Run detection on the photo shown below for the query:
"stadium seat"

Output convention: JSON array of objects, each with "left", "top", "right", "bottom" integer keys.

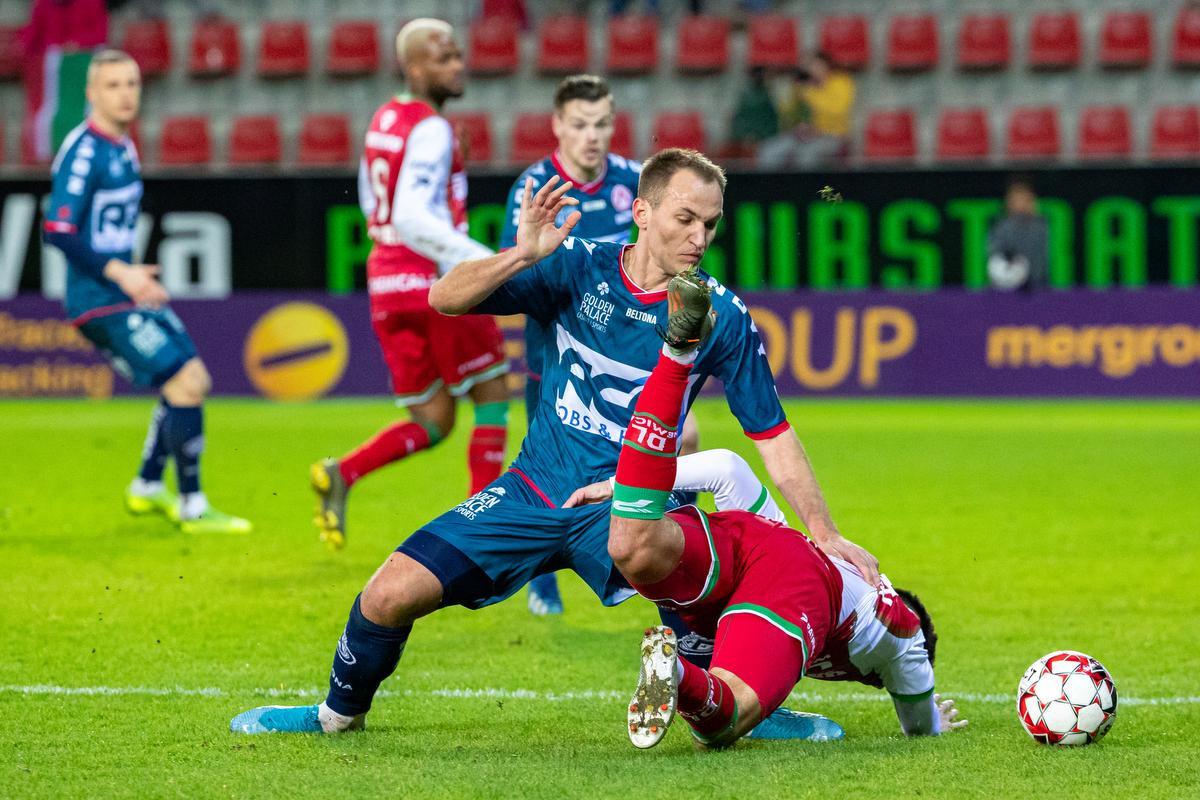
[
  {"left": 1006, "top": 107, "right": 1060, "bottom": 159},
  {"left": 651, "top": 111, "right": 706, "bottom": 152},
  {"left": 190, "top": 18, "right": 240, "bottom": 77},
  {"left": 1150, "top": 106, "right": 1200, "bottom": 158},
  {"left": 1099, "top": 12, "right": 1152, "bottom": 69},
  {"left": 1028, "top": 12, "right": 1080, "bottom": 70},
  {"left": 612, "top": 111, "right": 634, "bottom": 158},
  {"left": 607, "top": 16, "right": 658, "bottom": 75},
  {"left": 863, "top": 109, "right": 917, "bottom": 161},
  {"left": 447, "top": 112, "right": 493, "bottom": 165},
  {"left": 676, "top": 15, "right": 729, "bottom": 74},
  {"left": 122, "top": 19, "right": 172, "bottom": 80},
  {"left": 229, "top": 115, "right": 282, "bottom": 165},
  {"left": 957, "top": 14, "right": 1011, "bottom": 71},
  {"left": 511, "top": 113, "right": 558, "bottom": 164},
  {"left": 537, "top": 15, "right": 589, "bottom": 74},
  {"left": 887, "top": 15, "right": 938, "bottom": 72},
  {"left": 327, "top": 21, "right": 379, "bottom": 77},
  {"left": 747, "top": 15, "right": 799, "bottom": 71},
  {"left": 1172, "top": 7, "right": 1200, "bottom": 68},
  {"left": 819, "top": 15, "right": 870, "bottom": 71},
  {"left": 468, "top": 16, "right": 519, "bottom": 75},
  {"left": 0, "top": 25, "right": 22, "bottom": 80},
  {"left": 298, "top": 114, "right": 352, "bottom": 165},
  {"left": 257, "top": 21, "right": 309, "bottom": 78},
  {"left": 158, "top": 115, "right": 212, "bottom": 166},
  {"left": 936, "top": 108, "right": 990, "bottom": 160},
  {"left": 1078, "top": 106, "right": 1132, "bottom": 159}
]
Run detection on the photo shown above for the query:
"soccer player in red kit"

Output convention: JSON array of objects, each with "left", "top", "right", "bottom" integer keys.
[
  {"left": 311, "top": 19, "right": 509, "bottom": 549},
  {"left": 601, "top": 271, "right": 965, "bottom": 749}
]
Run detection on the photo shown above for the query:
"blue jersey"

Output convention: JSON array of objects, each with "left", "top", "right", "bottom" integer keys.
[
  {"left": 500, "top": 153, "right": 641, "bottom": 383},
  {"left": 475, "top": 238, "right": 788, "bottom": 503},
  {"left": 43, "top": 121, "right": 143, "bottom": 319}
]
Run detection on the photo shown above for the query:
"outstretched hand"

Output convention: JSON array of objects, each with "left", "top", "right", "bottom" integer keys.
[
  {"left": 935, "top": 694, "right": 968, "bottom": 733},
  {"left": 514, "top": 175, "right": 582, "bottom": 265},
  {"left": 562, "top": 480, "right": 613, "bottom": 509}
]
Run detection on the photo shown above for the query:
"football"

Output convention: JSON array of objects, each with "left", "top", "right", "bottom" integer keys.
[{"left": 1017, "top": 650, "right": 1117, "bottom": 746}]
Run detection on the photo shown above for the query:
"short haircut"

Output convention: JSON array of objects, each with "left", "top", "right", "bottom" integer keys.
[
  {"left": 396, "top": 18, "right": 453, "bottom": 68},
  {"left": 554, "top": 74, "right": 612, "bottom": 110},
  {"left": 894, "top": 588, "right": 938, "bottom": 667},
  {"left": 637, "top": 148, "right": 727, "bottom": 207},
  {"left": 87, "top": 49, "right": 137, "bottom": 82},
  {"left": 1007, "top": 174, "right": 1036, "bottom": 195}
]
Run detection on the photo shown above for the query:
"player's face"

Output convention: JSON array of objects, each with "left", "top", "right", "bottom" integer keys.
[
  {"left": 552, "top": 97, "right": 615, "bottom": 173},
  {"left": 417, "top": 33, "right": 466, "bottom": 102},
  {"left": 636, "top": 169, "right": 724, "bottom": 275},
  {"left": 87, "top": 61, "right": 141, "bottom": 128}
]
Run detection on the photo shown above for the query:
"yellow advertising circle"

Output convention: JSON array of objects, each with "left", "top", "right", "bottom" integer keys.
[{"left": 243, "top": 302, "right": 349, "bottom": 401}]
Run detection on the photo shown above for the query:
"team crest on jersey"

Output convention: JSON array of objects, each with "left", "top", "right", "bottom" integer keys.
[
  {"left": 596, "top": 281, "right": 609, "bottom": 295},
  {"left": 380, "top": 109, "right": 397, "bottom": 130},
  {"left": 610, "top": 184, "right": 633, "bottom": 212}
]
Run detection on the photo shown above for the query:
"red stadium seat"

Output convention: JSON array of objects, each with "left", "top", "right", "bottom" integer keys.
[
  {"left": 1150, "top": 106, "right": 1200, "bottom": 158},
  {"left": 447, "top": 112, "right": 493, "bottom": 165},
  {"left": 958, "top": 14, "right": 1010, "bottom": 71},
  {"left": 327, "top": 21, "right": 379, "bottom": 76},
  {"left": 1028, "top": 12, "right": 1080, "bottom": 70},
  {"left": 258, "top": 21, "right": 309, "bottom": 78},
  {"left": 1078, "top": 106, "right": 1132, "bottom": 159},
  {"left": 1172, "top": 8, "right": 1200, "bottom": 68},
  {"left": 651, "top": 111, "right": 706, "bottom": 152},
  {"left": 468, "top": 16, "right": 519, "bottom": 75},
  {"left": 676, "top": 15, "right": 729, "bottom": 74},
  {"left": 511, "top": 113, "right": 558, "bottom": 164},
  {"left": 607, "top": 16, "right": 658, "bottom": 75},
  {"left": 863, "top": 109, "right": 916, "bottom": 161},
  {"left": 936, "top": 108, "right": 990, "bottom": 160},
  {"left": 189, "top": 18, "right": 241, "bottom": 77},
  {"left": 229, "top": 115, "right": 282, "bottom": 165},
  {"left": 1006, "top": 107, "right": 1060, "bottom": 159},
  {"left": 611, "top": 111, "right": 634, "bottom": 158},
  {"left": 819, "top": 15, "right": 869, "bottom": 71},
  {"left": 887, "top": 15, "right": 938, "bottom": 72},
  {"left": 537, "top": 15, "right": 588, "bottom": 74},
  {"left": 747, "top": 15, "right": 799, "bottom": 71},
  {"left": 1100, "top": 12, "right": 1152, "bottom": 69},
  {"left": 298, "top": 114, "right": 351, "bottom": 165},
  {"left": 158, "top": 115, "right": 212, "bottom": 165},
  {"left": 0, "top": 25, "right": 23, "bottom": 81},
  {"left": 122, "top": 19, "right": 172, "bottom": 80}
]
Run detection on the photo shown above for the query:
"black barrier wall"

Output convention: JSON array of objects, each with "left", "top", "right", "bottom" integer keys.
[{"left": 3, "top": 167, "right": 1199, "bottom": 298}]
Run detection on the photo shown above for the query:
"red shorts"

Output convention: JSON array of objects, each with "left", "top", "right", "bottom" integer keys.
[
  {"left": 371, "top": 308, "right": 509, "bottom": 406},
  {"left": 638, "top": 508, "right": 843, "bottom": 716}
]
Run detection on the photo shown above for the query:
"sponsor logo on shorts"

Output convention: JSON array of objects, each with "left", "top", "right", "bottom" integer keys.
[
  {"left": 453, "top": 489, "right": 504, "bottom": 520},
  {"left": 367, "top": 273, "right": 437, "bottom": 295}
]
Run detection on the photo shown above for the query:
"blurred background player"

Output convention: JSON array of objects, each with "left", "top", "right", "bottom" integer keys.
[
  {"left": 42, "top": 50, "right": 250, "bottom": 535},
  {"left": 988, "top": 176, "right": 1050, "bottom": 292},
  {"left": 500, "top": 74, "right": 699, "bottom": 615},
  {"left": 311, "top": 19, "right": 510, "bottom": 550}
]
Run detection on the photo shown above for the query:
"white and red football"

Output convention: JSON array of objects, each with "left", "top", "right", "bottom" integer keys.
[{"left": 1017, "top": 650, "right": 1117, "bottom": 746}]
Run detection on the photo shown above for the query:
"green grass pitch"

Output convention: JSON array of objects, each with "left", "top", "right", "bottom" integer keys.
[{"left": 2, "top": 397, "right": 1198, "bottom": 799}]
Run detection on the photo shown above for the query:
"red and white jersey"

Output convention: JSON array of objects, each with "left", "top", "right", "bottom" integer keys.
[{"left": 358, "top": 96, "right": 492, "bottom": 314}]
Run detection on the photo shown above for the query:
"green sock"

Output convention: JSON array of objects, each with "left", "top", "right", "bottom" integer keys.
[{"left": 474, "top": 401, "right": 509, "bottom": 427}]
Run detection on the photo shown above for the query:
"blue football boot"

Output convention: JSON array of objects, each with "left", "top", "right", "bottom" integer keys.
[
  {"left": 528, "top": 573, "right": 564, "bottom": 616},
  {"left": 229, "top": 704, "right": 323, "bottom": 734},
  {"left": 746, "top": 708, "right": 846, "bottom": 741}
]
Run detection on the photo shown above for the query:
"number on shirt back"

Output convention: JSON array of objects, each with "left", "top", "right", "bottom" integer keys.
[{"left": 369, "top": 157, "right": 391, "bottom": 224}]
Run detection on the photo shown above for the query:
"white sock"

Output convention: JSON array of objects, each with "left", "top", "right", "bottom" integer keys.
[
  {"left": 129, "top": 478, "right": 165, "bottom": 496},
  {"left": 179, "top": 492, "right": 209, "bottom": 520},
  {"left": 318, "top": 702, "right": 363, "bottom": 733},
  {"left": 661, "top": 344, "right": 699, "bottom": 365}
]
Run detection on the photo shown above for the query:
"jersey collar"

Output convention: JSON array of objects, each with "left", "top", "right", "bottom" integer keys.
[
  {"left": 86, "top": 121, "right": 128, "bottom": 146},
  {"left": 551, "top": 150, "right": 607, "bottom": 195},
  {"left": 619, "top": 245, "right": 667, "bottom": 305}
]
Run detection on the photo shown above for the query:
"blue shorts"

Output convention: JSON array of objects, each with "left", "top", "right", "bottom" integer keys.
[
  {"left": 398, "top": 470, "right": 637, "bottom": 610},
  {"left": 79, "top": 307, "right": 197, "bottom": 389}
]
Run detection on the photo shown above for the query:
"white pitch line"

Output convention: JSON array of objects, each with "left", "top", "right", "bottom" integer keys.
[{"left": 0, "top": 684, "right": 1197, "bottom": 707}]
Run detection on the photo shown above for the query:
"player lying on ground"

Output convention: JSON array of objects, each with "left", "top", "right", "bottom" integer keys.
[
  {"left": 228, "top": 148, "right": 877, "bottom": 737},
  {"left": 311, "top": 19, "right": 509, "bottom": 550},
  {"left": 592, "top": 269, "right": 965, "bottom": 748},
  {"left": 42, "top": 50, "right": 249, "bottom": 535}
]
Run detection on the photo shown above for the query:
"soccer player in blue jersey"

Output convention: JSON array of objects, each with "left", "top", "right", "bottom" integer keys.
[
  {"left": 500, "top": 74, "right": 703, "bottom": 615},
  {"left": 230, "top": 148, "right": 878, "bottom": 735},
  {"left": 42, "top": 50, "right": 250, "bottom": 535}
]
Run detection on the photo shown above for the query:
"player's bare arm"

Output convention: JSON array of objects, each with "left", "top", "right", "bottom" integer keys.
[
  {"left": 753, "top": 428, "right": 881, "bottom": 586},
  {"left": 429, "top": 176, "right": 581, "bottom": 315}
]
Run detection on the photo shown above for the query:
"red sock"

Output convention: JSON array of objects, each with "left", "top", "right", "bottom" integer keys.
[
  {"left": 468, "top": 424, "right": 507, "bottom": 494},
  {"left": 339, "top": 421, "right": 432, "bottom": 487},
  {"left": 677, "top": 657, "right": 738, "bottom": 744}
]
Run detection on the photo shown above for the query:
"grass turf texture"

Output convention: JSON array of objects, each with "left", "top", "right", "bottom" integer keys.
[{"left": 2, "top": 398, "right": 1198, "bottom": 800}]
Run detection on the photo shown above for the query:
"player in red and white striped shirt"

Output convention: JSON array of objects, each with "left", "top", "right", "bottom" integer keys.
[{"left": 311, "top": 19, "right": 510, "bottom": 550}]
